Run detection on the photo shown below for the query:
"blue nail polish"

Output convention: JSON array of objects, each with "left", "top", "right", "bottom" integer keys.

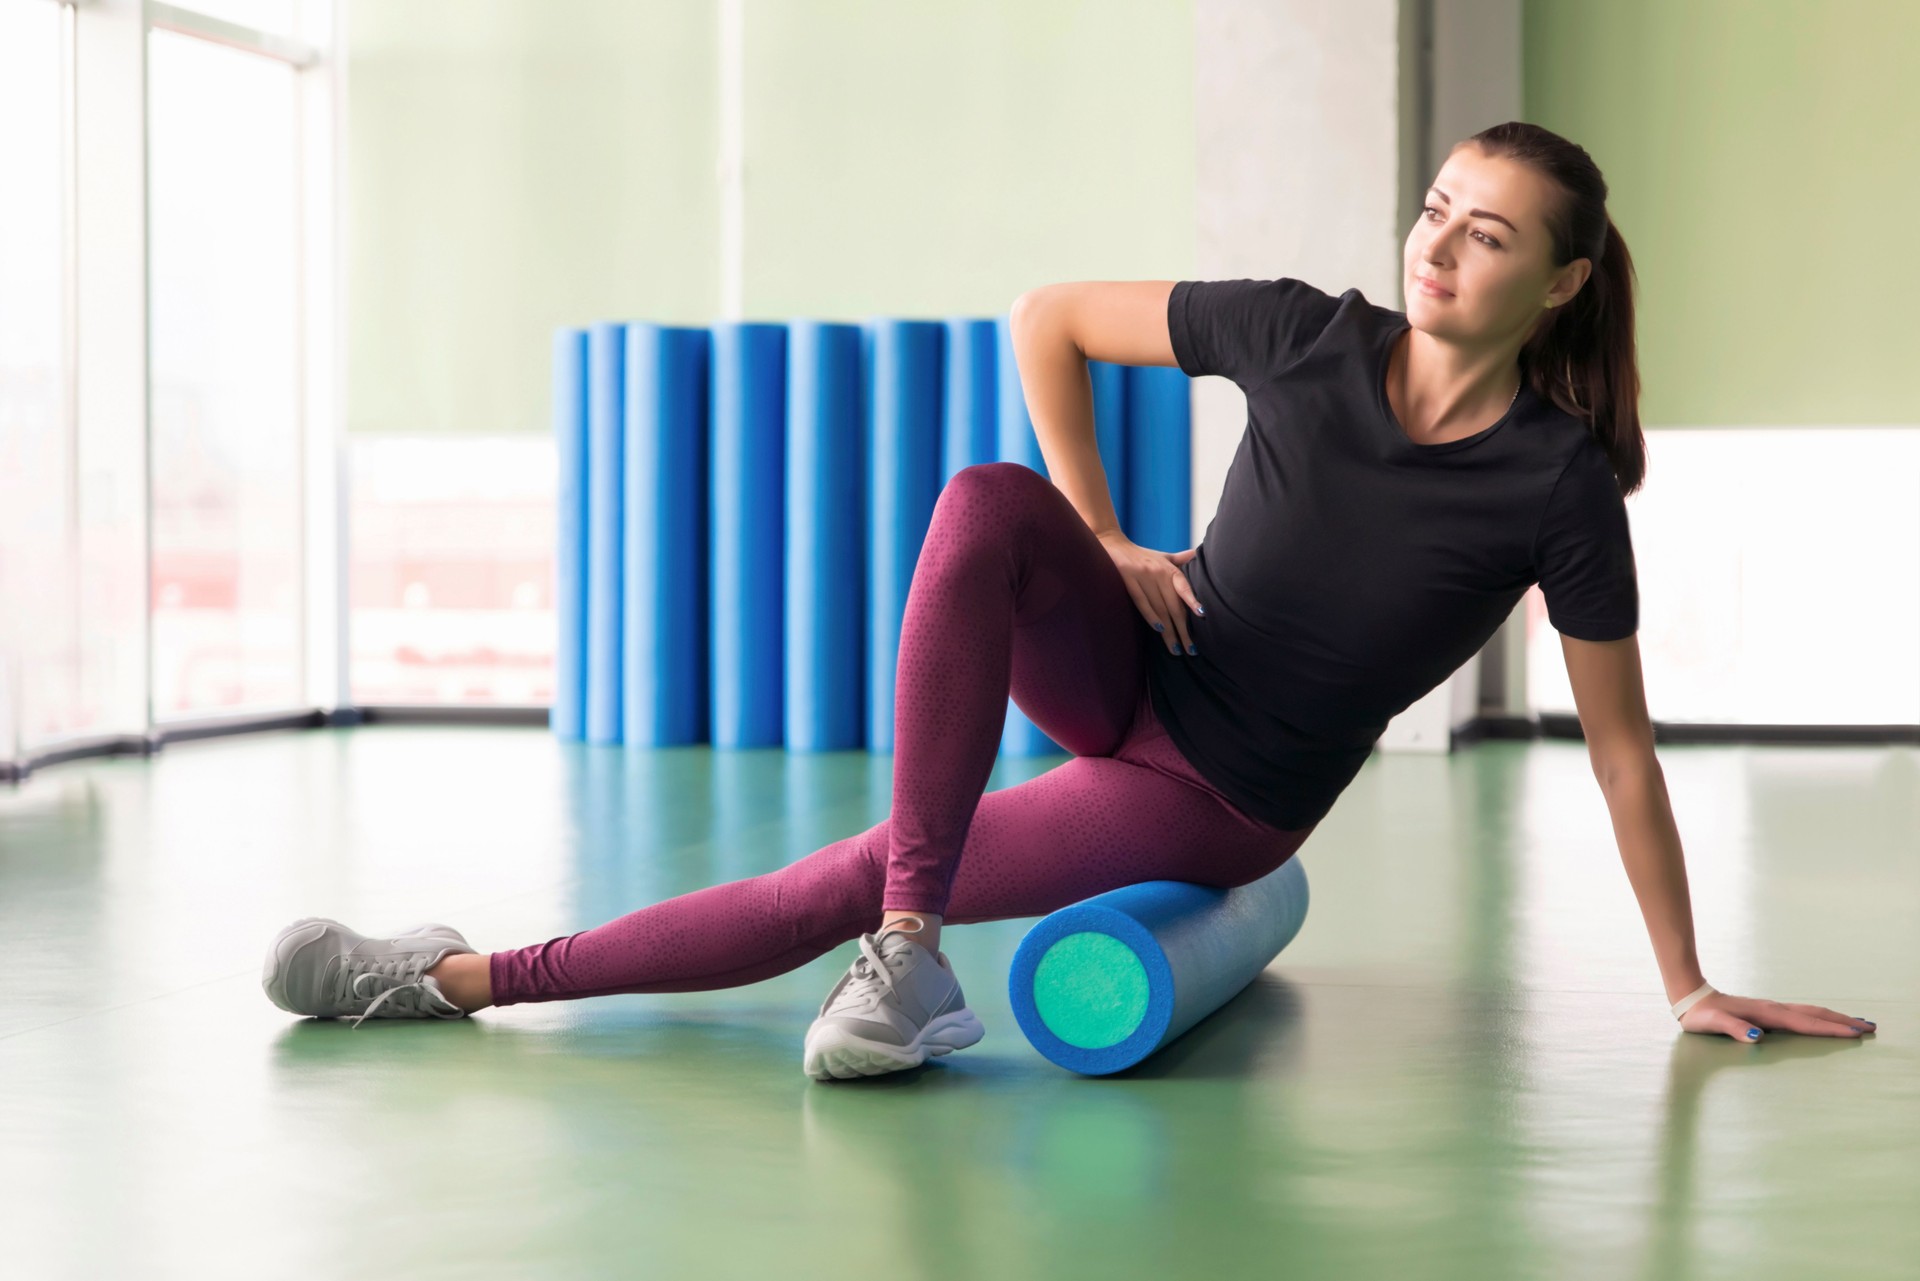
[
  {"left": 1196, "top": 605, "right": 1207, "bottom": 616},
  {"left": 1186, "top": 644, "right": 1196, "bottom": 655},
  {"left": 1746, "top": 1028, "right": 1760, "bottom": 1039},
  {"left": 1153, "top": 622, "right": 1164, "bottom": 632}
]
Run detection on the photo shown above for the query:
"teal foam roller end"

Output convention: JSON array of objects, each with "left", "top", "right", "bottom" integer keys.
[{"left": 1007, "top": 856, "right": 1310, "bottom": 1075}]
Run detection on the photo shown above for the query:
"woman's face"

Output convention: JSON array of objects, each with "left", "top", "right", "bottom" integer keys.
[{"left": 1403, "top": 145, "right": 1588, "bottom": 344}]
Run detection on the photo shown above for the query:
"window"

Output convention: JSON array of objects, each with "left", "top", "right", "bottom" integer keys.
[
  {"left": 147, "top": 25, "right": 305, "bottom": 718},
  {"left": 349, "top": 437, "right": 557, "bottom": 706}
]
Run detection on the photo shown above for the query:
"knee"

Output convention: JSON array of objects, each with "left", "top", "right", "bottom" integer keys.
[
  {"left": 931, "top": 462, "right": 1052, "bottom": 552},
  {"left": 772, "top": 824, "right": 889, "bottom": 940},
  {"left": 940, "top": 460, "right": 1049, "bottom": 514}
]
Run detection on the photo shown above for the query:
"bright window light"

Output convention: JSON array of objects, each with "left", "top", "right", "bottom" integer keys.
[{"left": 148, "top": 26, "right": 305, "bottom": 719}]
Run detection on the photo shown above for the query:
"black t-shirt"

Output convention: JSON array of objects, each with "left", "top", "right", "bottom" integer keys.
[{"left": 1149, "top": 276, "right": 1639, "bottom": 832}]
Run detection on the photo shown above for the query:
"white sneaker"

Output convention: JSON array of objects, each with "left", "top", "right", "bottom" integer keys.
[
  {"left": 262, "top": 916, "right": 476, "bottom": 1028},
  {"left": 803, "top": 918, "right": 985, "bottom": 1081}
]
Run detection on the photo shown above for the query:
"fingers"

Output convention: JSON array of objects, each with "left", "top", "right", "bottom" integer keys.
[
  {"left": 1689, "top": 1007, "right": 1765, "bottom": 1042},
  {"left": 1160, "top": 556, "right": 1204, "bottom": 654},
  {"left": 1748, "top": 999, "right": 1870, "bottom": 1037},
  {"left": 1170, "top": 568, "right": 1204, "bottom": 618},
  {"left": 1156, "top": 581, "right": 1195, "bottom": 654},
  {"left": 1687, "top": 1001, "right": 1873, "bottom": 1042},
  {"left": 1120, "top": 579, "right": 1164, "bottom": 638},
  {"left": 1109, "top": 549, "right": 1203, "bottom": 654},
  {"left": 1125, "top": 580, "right": 1185, "bottom": 654},
  {"left": 1774, "top": 1009, "right": 1870, "bottom": 1037},
  {"left": 1789, "top": 1002, "right": 1877, "bottom": 1033}
]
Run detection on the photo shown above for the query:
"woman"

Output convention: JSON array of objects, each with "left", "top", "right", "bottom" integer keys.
[{"left": 262, "top": 121, "right": 1875, "bottom": 1079}]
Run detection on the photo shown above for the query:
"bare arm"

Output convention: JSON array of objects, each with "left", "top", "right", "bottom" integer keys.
[
  {"left": 1562, "top": 632, "right": 1872, "bottom": 1040},
  {"left": 1007, "top": 281, "right": 1179, "bottom": 537},
  {"left": 1562, "top": 633, "right": 1706, "bottom": 1003}
]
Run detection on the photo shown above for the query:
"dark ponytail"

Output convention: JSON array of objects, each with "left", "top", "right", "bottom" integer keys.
[{"left": 1465, "top": 122, "right": 1645, "bottom": 497}]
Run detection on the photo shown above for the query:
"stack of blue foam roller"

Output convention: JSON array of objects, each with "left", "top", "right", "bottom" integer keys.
[{"left": 552, "top": 316, "right": 1192, "bottom": 755}]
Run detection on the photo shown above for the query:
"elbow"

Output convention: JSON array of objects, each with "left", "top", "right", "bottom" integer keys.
[
  {"left": 1013, "top": 286, "right": 1075, "bottom": 355},
  {"left": 1008, "top": 290, "right": 1040, "bottom": 343},
  {"left": 1010, "top": 287, "right": 1064, "bottom": 346}
]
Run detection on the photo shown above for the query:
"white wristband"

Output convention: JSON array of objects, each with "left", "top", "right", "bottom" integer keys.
[{"left": 1670, "top": 981, "right": 1716, "bottom": 1021}]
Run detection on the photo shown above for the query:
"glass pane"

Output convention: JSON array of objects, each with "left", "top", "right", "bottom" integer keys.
[
  {"left": 0, "top": 0, "right": 76, "bottom": 753},
  {"left": 148, "top": 28, "right": 303, "bottom": 719},
  {"left": 349, "top": 437, "right": 557, "bottom": 706}
]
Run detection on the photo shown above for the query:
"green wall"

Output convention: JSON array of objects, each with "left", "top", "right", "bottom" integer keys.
[
  {"left": 346, "top": 0, "right": 1195, "bottom": 437},
  {"left": 347, "top": 0, "right": 1917, "bottom": 437},
  {"left": 737, "top": 0, "right": 1195, "bottom": 321},
  {"left": 1523, "top": 0, "right": 1918, "bottom": 427},
  {"left": 346, "top": 1, "right": 720, "bottom": 437}
]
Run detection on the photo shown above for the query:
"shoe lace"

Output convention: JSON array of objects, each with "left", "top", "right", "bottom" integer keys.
[
  {"left": 335, "top": 952, "right": 465, "bottom": 1029},
  {"left": 834, "top": 934, "right": 903, "bottom": 1013}
]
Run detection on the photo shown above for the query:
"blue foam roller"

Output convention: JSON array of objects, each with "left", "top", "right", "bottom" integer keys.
[
  {"left": 1089, "top": 359, "right": 1128, "bottom": 534},
  {"left": 864, "top": 319, "right": 946, "bottom": 754},
  {"left": 1008, "top": 856, "right": 1310, "bottom": 1076},
  {"left": 622, "top": 324, "right": 710, "bottom": 747},
  {"left": 709, "top": 322, "right": 788, "bottom": 749},
  {"left": 584, "top": 322, "right": 626, "bottom": 745},
  {"left": 991, "top": 315, "right": 1060, "bottom": 758},
  {"left": 551, "top": 327, "right": 589, "bottom": 741},
  {"left": 785, "top": 320, "right": 865, "bottom": 752},
  {"left": 992, "top": 315, "right": 1045, "bottom": 476},
  {"left": 1123, "top": 364, "right": 1191, "bottom": 552},
  {"left": 941, "top": 318, "right": 997, "bottom": 484}
]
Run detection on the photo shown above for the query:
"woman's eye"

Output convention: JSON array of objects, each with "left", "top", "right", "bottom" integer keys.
[{"left": 1421, "top": 205, "right": 1499, "bottom": 247}]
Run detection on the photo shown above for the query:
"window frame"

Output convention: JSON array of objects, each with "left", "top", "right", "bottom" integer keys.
[{"left": 1, "top": 0, "right": 343, "bottom": 780}]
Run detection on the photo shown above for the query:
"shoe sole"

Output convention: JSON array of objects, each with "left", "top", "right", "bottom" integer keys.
[
  {"left": 803, "top": 1006, "right": 986, "bottom": 1081},
  {"left": 262, "top": 917, "right": 472, "bottom": 1016}
]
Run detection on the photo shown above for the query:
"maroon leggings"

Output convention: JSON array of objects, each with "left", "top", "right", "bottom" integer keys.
[{"left": 490, "top": 462, "right": 1316, "bottom": 1004}]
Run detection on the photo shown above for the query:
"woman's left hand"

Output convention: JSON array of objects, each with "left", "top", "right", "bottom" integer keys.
[{"left": 1680, "top": 990, "right": 1877, "bottom": 1041}]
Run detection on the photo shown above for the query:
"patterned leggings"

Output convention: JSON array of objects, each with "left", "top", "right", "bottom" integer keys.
[{"left": 489, "top": 461, "right": 1316, "bottom": 1003}]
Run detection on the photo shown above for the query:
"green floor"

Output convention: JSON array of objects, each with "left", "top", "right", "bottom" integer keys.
[{"left": 2, "top": 725, "right": 1915, "bottom": 1280}]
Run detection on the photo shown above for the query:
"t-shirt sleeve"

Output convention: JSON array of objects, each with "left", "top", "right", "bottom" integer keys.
[
  {"left": 1166, "top": 277, "right": 1340, "bottom": 390},
  {"left": 1532, "top": 443, "right": 1639, "bottom": 641}
]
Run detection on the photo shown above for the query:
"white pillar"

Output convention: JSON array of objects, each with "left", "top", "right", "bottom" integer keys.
[{"left": 1192, "top": 0, "right": 1524, "bottom": 753}]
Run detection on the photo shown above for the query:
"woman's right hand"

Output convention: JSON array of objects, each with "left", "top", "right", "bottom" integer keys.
[{"left": 1096, "top": 529, "right": 1204, "bottom": 656}]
